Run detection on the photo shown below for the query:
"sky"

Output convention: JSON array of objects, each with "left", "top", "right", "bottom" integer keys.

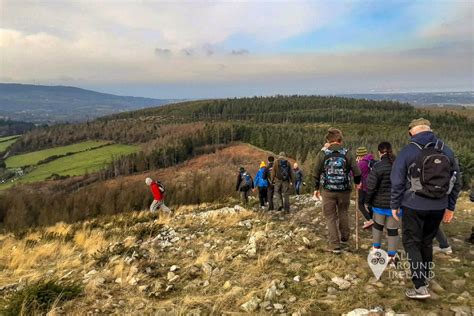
[{"left": 0, "top": 0, "right": 473, "bottom": 99}]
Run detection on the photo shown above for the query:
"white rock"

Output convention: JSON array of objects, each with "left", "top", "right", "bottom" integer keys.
[
  {"left": 170, "top": 265, "right": 180, "bottom": 272},
  {"left": 346, "top": 308, "right": 370, "bottom": 316},
  {"left": 264, "top": 285, "right": 277, "bottom": 301},
  {"left": 240, "top": 297, "right": 261, "bottom": 312},
  {"left": 293, "top": 275, "right": 301, "bottom": 282},
  {"left": 331, "top": 277, "right": 351, "bottom": 290},
  {"left": 273, "top": 303, "right": 284, "bottom": 310}
]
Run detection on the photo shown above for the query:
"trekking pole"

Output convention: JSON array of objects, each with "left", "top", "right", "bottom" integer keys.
[{"left": 355, "top": 188, "right": 359, "bottom": 250}]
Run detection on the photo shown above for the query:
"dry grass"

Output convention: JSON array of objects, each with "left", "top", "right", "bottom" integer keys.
[{"left": 73, "top": 229, "right": 108, "bottom": 255}]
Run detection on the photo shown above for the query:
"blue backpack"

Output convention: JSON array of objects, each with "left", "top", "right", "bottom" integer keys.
[
  {"left": 322, "top": 148, "right": 350, "bottom": 191},
  {"left": 241, "top": 172, "right": 252, "bottom": 188}
]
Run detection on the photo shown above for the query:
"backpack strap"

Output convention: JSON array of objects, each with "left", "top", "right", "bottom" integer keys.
[
  {"left": 410, "top": 141, "right": 423, "bottom": 150},
  {"left": 434, "top": 140, "right": 445, "bottom": 151}
]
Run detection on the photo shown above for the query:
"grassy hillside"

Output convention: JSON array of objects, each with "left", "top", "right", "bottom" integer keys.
[
  {"left": 0, "top": 135, "right": 19, "bottom": 152},
  {"left": 6, "top": 140, "right": 109, "bottom": 168},
  {"left": 0, "top": 194, "right": 472, "bottom": 314}
]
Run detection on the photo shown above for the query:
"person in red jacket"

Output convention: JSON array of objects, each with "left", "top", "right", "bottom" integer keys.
[{"left": 145, "top": 177, "right": 171, "bottom": 214}]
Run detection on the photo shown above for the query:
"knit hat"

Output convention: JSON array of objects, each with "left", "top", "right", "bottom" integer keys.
[
  {"left": 408, "top": 118, "right": 431, "bottom": 130},
  {"left": 278, "top": 152, "right": 286, "bottom": 158},
  {"left": 239, "top": 166, "right": 245, "bottom": 173},
  {"left": 145, "top": 177, "right": 153, "bottom": 186},
  {"left": 356, "top": 147, "right": 368, "bottom": 157},
  {"left": 260, "top": 161, "right": 266, "bottom": 168}
]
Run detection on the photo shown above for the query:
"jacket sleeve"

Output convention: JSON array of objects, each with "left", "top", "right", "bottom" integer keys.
[
  {"left": 348, "top": 152, "right": 362, "bottom": 184},
  {"left": 366, "top": 168, "right": 379, "bottom": 205},
  {"left": 390, "top": 148, "right": 408, "bottom": 210},
  {"left": 448, "top": 155, "right": 462, "bottom": 211},
  {"left": 236, "top": 173, "right": 241, "bottom": 191},
  {"left": 313, "top": 152, "right": 324, "bottom": 190}
]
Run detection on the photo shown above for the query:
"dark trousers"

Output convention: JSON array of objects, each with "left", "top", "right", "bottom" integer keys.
[
  {"left": 274, "top": 180, "right": 290, "bottom": 212},
  {"left": 435, "top": 227, "right": 449, "bottom": 249},
  {"left": 357, "top": 189, "right": 373, "bottom": 221},
  {"left": 295, "top": 180, "right": 302, "bottom": 195},
  {"left": 240, "top": 190, "right": 249, "bottom": 204},
  {"left": 267, "top": 184, "right": 274, "bottom": 210},
  {"left": 258, "top": 187, "right": 268, "bottom": 207},
  {"left": 402, "top": 207, "right": 444, "bottom": 289}
]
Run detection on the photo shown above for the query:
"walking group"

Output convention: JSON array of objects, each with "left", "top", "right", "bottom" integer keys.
[
  {"left": 313, "top": 119, "right": 462, "bottom": 299},
  {"left": 236, "top": 153, "right": 304, "bottom": 212},
  {"left": 145, "top": 117, "right": 468, "bottom": 301}
]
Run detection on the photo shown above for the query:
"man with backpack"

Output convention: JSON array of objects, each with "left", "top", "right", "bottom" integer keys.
[
  {"left": 271, "top": 152, "right": 294, "bottom": 212},
  {"left": 266, "top": 156, "right": 275, "bottom": 210},
  {"left": 391, "top": 118, "right": 461, "bottom": 300},
  {"left": 145, "top": 177, "right": 171, "bottom": 214},
  {"left": 293, "top": 162, "right": 304, "bottom": 195},
  {"left": 236, "top": 166, "right": 254, "bottom": 204},
  {"left": 313, "top": 128, "right": 361, "bottom": 254}
]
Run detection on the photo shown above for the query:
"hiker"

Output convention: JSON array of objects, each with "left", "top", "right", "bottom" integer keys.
[
  {"left": 391, "top": 118, "right": 461, "bottom": 300},
  {"left": 293, "top": 162, "right": 304, "bottom": 195},
  {"left": 271, "top": 152, "right": 294, "bottom": 212},
  {"left": 366, "top": 142, "right": 399, "bottom": 265},
  {"left": 145, "top": 177, "right": 171, "bottom": 214},
  {"left": 266, "top": 156, "right": 275, "bottom": 210},
  {"left": 236, "top": 166, "right": 254, "bottom": 204},
  {"left": 253, "top": 161, "right": 269, "bottom": 209},
  {"left": 433, "top": 227, "right": 452, "bottom": 254},
  {"left": 356, "top": 146, "right": 376, "bottom": 229},
  {"left": 313, "top": 128, "right": 361, "bottom": 254}
]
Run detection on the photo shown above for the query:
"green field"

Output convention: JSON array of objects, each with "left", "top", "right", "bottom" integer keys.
[
  {"left": 6, "top": 140, "right": 109, "bottom": 168},
  {"left": 14, "top": 144, "right": 138, "bottom": 184},
  {"left": 0, "top": 135, "right": 20, "bottom": 152}
]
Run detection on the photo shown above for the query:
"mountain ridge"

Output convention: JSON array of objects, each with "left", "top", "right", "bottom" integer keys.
[{"left": 0, "top": 83, "right": 179, "bottom": 123}]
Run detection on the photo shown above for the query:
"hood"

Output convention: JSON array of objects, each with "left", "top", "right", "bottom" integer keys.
[
  {"left": 411, "top": 131, "right": 437, "bottom": 146},
  {"left": 361, "top": 154, "right": 375, "bottom": 162}
]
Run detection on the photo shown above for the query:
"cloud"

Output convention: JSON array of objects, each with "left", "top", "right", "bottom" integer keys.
[
  {"left": 154, "top": 48, "right": 172, "bottom": 57},
  {"left": 231, "top": 49, "right": 249, "bottom": 55},
  {"left": 0, "top": 0, "right": 472, "bottom": 95}
]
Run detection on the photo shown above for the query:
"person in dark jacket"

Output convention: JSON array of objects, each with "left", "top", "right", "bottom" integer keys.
[
  {"left": 313, "top": 128, "right": 361, "bottom": 254},
  {"left": 236, "top": 167, "right": 254, "bottom": 204},
  {"left": 366, "top": 142, "right": 398, "bottom": 263},
  {"left": 390, "top": 118, "right": 461, "bottom": 300},
  {"left": 271, "top": 152, "right": 295, "bottom": 212},
  {"left": 356, "top": 146, "right": 375, "bottom": 229},
  {"left": 253, "top": 161, "right": 269, "bottom": 209},
  {"left": 293, "top": 162, "right": 304, "bottom": 195},
  {"left": 266, "top": 156, "right": 275, "bottom": 210}
]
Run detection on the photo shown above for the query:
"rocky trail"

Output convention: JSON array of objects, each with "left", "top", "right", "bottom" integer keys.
[{"left": 0, "top": 194, "right": 473, "bottom": 315}]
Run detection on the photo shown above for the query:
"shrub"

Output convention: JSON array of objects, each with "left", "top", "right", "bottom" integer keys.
[{"left": 2, "top": 280, "right": 82, "bottom": 316}]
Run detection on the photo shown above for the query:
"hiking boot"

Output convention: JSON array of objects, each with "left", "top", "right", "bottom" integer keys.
[
  {"left": 363, "top": 219, "right": 374, "bottom": 230},
  {"left": 340, "top": 239, "right": 349, "bottom": 246},
  {"left": 329, "top": 247, "right": 342, "bottom": 254},
  {"left": 405, "top": 286, "right": 430, "bottom": 299},
  {"left": 433, "top": 246, "right": 453, "bottom": 255}
]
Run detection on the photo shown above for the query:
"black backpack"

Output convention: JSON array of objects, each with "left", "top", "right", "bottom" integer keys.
[
  {"left": 156, "top": 180, "right": 165, "bottom": 193},
  {"left": 322, "top": 148, "right": 350, "bottom": 191},
  {"left": 408, "top": 140, "right": 453, "bottom": 199},
  {"left": 279, "top": 159, "right": 290, "bottom": 181}
]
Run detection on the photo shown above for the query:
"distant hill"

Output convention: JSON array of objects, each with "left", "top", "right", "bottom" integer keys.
[
  {"left": 0, "top": 83, "right": 178, "bottom": 123},
  {"left": 341, "top": 91, "right": 474, "bottom": 107}
]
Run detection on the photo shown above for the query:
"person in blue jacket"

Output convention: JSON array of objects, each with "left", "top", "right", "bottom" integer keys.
[
  {"left": 391, "top": 118, "right": 461, "bottom": 300},
  {"left": 254, "top": 161, "right": 269, "bottom": 209}
]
